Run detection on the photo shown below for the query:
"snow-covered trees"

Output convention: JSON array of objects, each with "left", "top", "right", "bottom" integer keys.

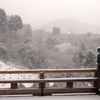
[
  {"left": 8, "top": 15, "right": 23, "bottom": 33},
  {"left": 72, "top": 50, "right": 85, "bottom": 67},
  {"left": 0, "top": 43, "right": 7, "bottom": 61},
  {"left": 85, "top": 50, "right": 96, "bottom": 68},
  {"left": 0, "top": 8, "right": 7, "bottom": 25},
  {"left": 52, "top": 27, "right": 61, "bottom": 34},
  {"left": 23, "top": 24, "right": 32, "bottom": 38},
  {"left": 72, "top": 49, "right": 96, "bottom": 68}
]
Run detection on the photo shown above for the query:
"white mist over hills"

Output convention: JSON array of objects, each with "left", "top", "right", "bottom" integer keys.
[{"left": 35, "top": 18, "right": 100, "bottom": 34}]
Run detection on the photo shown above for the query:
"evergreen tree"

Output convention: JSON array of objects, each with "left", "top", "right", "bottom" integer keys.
[
  {"left": 72, "top": 50, "right": 85, "bottom": 66},
  {"left": 80, "top": 42, "right": 86, "bottom": 52},
  {"left": 0, "top": 8, "right": 7, "bottom": 25},
  {"left": 85, "top": 50, "right": 96, "bottom": 68},
  {"left": 52, "top": 27, "right": 60, "bottom": 34},
  {"left": 8, "top": 15, "right": 23, "bottom": 33},
  {"left": 24, "top": 24, "right": 32, "bottom": 38}
]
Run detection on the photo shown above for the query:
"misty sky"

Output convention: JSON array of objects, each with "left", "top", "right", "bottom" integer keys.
[{"left": 0, "top": 0, "right": 100, "bottom": 29}]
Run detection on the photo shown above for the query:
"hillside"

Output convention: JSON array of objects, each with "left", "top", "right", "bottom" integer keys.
[
  {"left": 0, "top": 8, "right": 98, "bottom": 70},
  {"left": 36, "top": 18, "right": 100, "bottom": 34}
]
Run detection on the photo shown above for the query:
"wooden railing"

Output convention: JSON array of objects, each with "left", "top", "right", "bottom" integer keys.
[{"left": 0, "top": 68, "right": 99, "bottom": 96}]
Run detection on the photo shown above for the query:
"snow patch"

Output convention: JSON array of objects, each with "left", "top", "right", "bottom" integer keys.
[
  {"left": 0, "top": 61, "right": 38, "bottom": 88},
  {"left": 55, "top": 43, "right": 74, "bottom": 52},
  {"left": 49, "top": 82, "right": 54, "bottom": 87}
]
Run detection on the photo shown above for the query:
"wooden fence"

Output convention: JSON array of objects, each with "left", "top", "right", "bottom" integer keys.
[{"left": 0, "top": 68, "right": 100, "bottom": 96}]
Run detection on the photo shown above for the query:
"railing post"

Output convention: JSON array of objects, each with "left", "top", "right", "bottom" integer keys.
[
  {"left": 93, "top": 71, "right": 97, "bottom": 87},
  {"left": 97, "top": 64, "right": 100, "bottom": 95},
  {"left": 39, "top": 72, "right": 45, "bottom": 96},
  {"left": 97, "top": 47, "right": 100, "bottom": 95},
  {"left": 66, "top": 73, "right": 73, "bottom": 88},
  {"left": 11, "top": 83, "right": 17, "bottom": 89},
  {"left": 93, "top": 66, "right": 98, "bottom": 94}
]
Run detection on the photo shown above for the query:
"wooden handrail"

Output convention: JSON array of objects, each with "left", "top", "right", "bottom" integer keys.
[
  {"left": 0, "top": 68, "right": 97, "bottom": 74},
  {"left": 0, "top": 77, "right": 97, "bottom": 83},
  {"left": 0, "top": 68, "right": 99, "bottom": 96}
]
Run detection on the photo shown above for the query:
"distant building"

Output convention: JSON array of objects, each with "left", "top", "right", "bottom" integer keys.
[
  {"left": 67, "top": 31, "right": 72, "bottom": 35},
  {"left": 67, "top": 31, "right": 72, "bottom": 36},
  {"left": 67, "top": 31, "right": 73, "bottom": 42}
]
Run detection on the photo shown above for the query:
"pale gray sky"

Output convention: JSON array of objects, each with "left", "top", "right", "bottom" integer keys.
[{"left": 0, "top": 0, "right": 100, "bottom": 29}]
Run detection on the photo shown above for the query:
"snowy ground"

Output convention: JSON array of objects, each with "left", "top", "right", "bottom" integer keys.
[
  {"left": 0, "top": 61, "right": 54, "bottom": 88},
  {"left": 0, "top": 61, "right": 38, "bottom": 88},
  {"left": 0, "top": 95, "right": 99, "bottom": 100}
]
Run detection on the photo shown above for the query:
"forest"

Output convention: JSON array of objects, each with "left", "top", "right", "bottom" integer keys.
[
  {"left": 1, "top": 8, "right": 100, "bottom": 87},
  {"left": 0, "top": 8, "right": 99, "bottom": 70}
]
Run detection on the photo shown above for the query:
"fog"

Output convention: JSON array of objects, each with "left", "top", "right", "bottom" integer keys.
[
  {"left": 0, "top": 0, "right": 100, "bottom": 29},
  {"left": 0, "top": 1, "right": 100, "bottom": 96}
]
